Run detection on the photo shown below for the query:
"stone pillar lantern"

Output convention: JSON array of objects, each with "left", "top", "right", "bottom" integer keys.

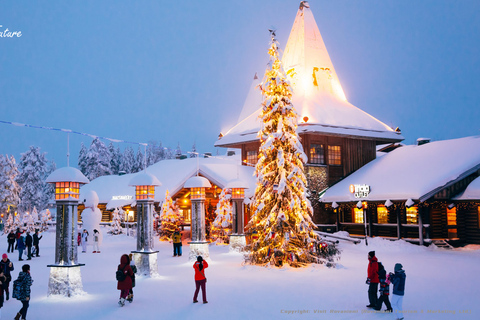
[
  {"left": 129, "top": 172, "right": 162, "bottom": 276},
  {"left": 226, "top": 179, "right": 248, "bottom": 252},
  {"left": 184, "top": 176, "right": 211, "bottom": 260},
  {"left": 46, "top": 166, "right": 89, "bottom": 297}
]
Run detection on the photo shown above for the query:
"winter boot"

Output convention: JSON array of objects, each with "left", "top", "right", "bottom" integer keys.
[
  {"left": 14, "top": 312, "right": 21, "bottom": 320},
  {"left": 127, "top": 294, "right": 133, "bottom": 303},
  {"left": 118, "top": 298, "right": 125, "bottom": 307}
]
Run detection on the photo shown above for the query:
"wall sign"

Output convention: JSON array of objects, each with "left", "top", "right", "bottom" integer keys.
[
  {"left": 112, "top": 195, "right": 133, "bottom": 200},
  {"left": 349, "top": 184, "right": 370, "bottom": 199}
]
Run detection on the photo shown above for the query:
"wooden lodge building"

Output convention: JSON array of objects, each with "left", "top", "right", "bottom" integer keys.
[
  {"left": 319, "top": 136, "right": 480, "bottom": 246},
  {"left": 214, "top": 2, "right": 403, "bottom": 215},
  {"left": 79, "top": 156, "right": 256, "bottom": 231}
]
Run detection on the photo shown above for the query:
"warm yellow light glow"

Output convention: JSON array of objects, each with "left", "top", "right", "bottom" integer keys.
[
  {"left": 377, "top": 205, "right": 388, "bottom": 224},
  {"left": 353, "top": 207, "right": 364, "bottom": 223},
  {"left": 406, "top": 206, "right": 418, "bottom": 224}
]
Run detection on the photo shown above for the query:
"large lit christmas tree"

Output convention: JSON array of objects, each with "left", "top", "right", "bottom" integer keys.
[
  {"left": 210, "top": 188, "right": 232, "bottom": 244},
  {"left": 245, "top": 31, "right": 339, "bottom": 267},
  {"left": 159, "top": 190, "right": 183, "bottom": 241}
]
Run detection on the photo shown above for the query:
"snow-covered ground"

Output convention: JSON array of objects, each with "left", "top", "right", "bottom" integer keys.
[{"left": 1, "top": 228, "right": 478, "bottom": 320}]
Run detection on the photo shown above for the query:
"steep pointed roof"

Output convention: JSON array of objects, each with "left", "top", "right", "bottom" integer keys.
[{"left": 215, "top": 1, "right": 403, "bottom": 148}]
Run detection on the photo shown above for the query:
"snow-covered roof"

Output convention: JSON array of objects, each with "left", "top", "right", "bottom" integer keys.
[
  {"left": 46, "top": 166, "right": 90, "bottom": 184},
  {"left": 215, "top": 2, "right": 403, "bottom": 148},
  {"left": 225, "top": 179, "right": 249, "bottom": 189},
  {"left": 80, "top": 157, "right": 256, "bottom": 206},
  {"left": 184, "top": 176, "right": 211, "bottom": 188},
  {"left": 454, "top": 176, "right": 480, "bottom": 200},
  {"left": 128, "top": 172, "right": 162, "bottom": 187},
  {"left": 320, "top": 136, "right": 480, "bottom": 203}
]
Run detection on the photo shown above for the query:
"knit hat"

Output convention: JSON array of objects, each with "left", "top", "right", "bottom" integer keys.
[
  {"left": 2, "top": 254, "right": 7, "bottom": 259},
  {"left": 394, "top": 263, "right": 403, "bottom": 272},
  {"left": 368, "top": 251, "right": 375, "bottom": 258}
]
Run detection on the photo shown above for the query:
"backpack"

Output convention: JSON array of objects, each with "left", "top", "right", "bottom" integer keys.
[
  {"left": 12, "top": 278, "right": 22, "bottom": 300},
  {"left": 116, "top": 266, "right": 126, "bottom": 281}
]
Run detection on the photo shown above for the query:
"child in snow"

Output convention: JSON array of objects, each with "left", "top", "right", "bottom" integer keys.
[
  {"left": 127, "top": 253, "right": 137, "bottom": 303},
  {"left": 374, "top": 262, "right": 392, "bottom": 312},
  {"left": 81, "top": 229, "right": 89, "bottom": 253},
  {"left": 193, "top": 256, "right": 208, "bottom": 304},
  {"left": 172, "top": 229, "right": 182, "bottom": 257},
  {"left": 14, "top": 264, "right": 33, "bottom": 320},
  {"left": 117, "top": 254, "right": 133, "bottom": 307},
  {"left": 390, "top": 263, "right": 406, "bottom": 320},
  {"left": 92, "top": 229, "right": 100, "bottom": 253}
]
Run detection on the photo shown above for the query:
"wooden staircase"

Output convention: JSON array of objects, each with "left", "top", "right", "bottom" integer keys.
[{"left": 431, "top": 239, "right": 454, "bottom": 249}]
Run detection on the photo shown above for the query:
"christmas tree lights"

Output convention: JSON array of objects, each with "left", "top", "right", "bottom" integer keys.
[
  {"left": 210, "top": 188, "right": 232, "bottom": 244},
  {"left": 245, "top": 31, "right": 340, "bottom": 267},
  {"left": 159, "top": 190, "right": 183, "bottom": 241}
]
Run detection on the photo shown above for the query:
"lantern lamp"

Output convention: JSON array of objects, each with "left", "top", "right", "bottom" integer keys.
[
  {"left": 129, "top": 172, "right": 162, "bottom": 277},
  {"left": 225, "top": 179, "right": 249, "bottom": 251},
  {"left": 45, "top": 166, "right": 89, "bottom": 297},
  {"left": 184, "top": 176, "right": 211, "bottom": 260}
]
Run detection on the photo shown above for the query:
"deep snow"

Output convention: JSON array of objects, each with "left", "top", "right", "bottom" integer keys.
[{"left": 0, "top": 228, "right": 478, "bottom": 320}]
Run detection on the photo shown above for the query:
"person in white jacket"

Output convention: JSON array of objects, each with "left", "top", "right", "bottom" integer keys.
[{"left": 81, "top": 229, "right": 89, "bottom": 253}]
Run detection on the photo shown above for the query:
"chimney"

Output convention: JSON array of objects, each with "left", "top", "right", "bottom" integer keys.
[{"left": 416, "top": 138, "right": 431, "bottom": 146}]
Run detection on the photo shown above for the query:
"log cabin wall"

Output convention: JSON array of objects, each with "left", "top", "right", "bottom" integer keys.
[
  {"left": 429, "top": 202, "right": 448, "bottom": 239},
  {"left": 457, "top": 203, "right": 480, "bottom": 244}
]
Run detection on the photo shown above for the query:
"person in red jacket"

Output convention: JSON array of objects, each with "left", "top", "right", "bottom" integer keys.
[
  {"left": 366, "top": 251, "right": 379, "bottom": 308},
  {"left": 117, "top": 254, "right": 133, "bottom": 307},
  {"left": 193, "top": 256, "right": 208, "bottom": 304}
]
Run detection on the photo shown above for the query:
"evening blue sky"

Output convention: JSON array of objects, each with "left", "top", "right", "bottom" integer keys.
[{"left": 1, "top": 1, "right": 479, "bottom": 168}]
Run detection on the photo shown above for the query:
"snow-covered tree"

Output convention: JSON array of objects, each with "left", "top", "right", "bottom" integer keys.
[
  {"left": 109, "top": 208, "right": 123, "bottom": 235},
  {"left": 17, "top": 146, "right": 49, "bottom": 213},
  {"left": 190, "top": 143, "right": 198, "bottom": 158},
  {"left": 0, "top": 154, "right": 21, "bottom": 216},
  {"left": 146, "top": 141, "right": 165, "bottom": 166},
  {"left": 40, "top": 209, "right": 51, "bottom": 232},
  {"left": 41, "top": 160, "right": 56, "bottom": 210},
  {"left": 25, "top": 212, "right": 35, "bottom": 233},
  {"left": 108, "top": 143, "right": 121, "bottom": 175},
  {"left": 84, "top": 137, "right": 112, "bottom": 181},
  {"left": 78, "top": 142, "right": 88, "bottom": 176},
  {"left": 210, "top": 189, "right": 232, "bottom": 244},
  {"left": 31, "top": 206, "right": 40, "bottom": 227},
  {"left": 174, "top": 143, "right": 182, "bottom": 159},
  {"left": 13, "top": 213, "right": 21, "bottom": 231},
  {"left": 245, "top": 32, "right": 339, "bottom": 267},
  {"left": 164, "top": 148, "right": 175, "bottom": 160},
  {"left": 134, "top": 147, "right": 145, "bottom": 173},
  {"left": 4, "top": 212, "right": 14, "bottom": 234},
  {"left": 159, "top": 190, "right": 183, "bottom": 241},
  {"left": 120, "top": 146, "right": 135, "bottom": 174}
]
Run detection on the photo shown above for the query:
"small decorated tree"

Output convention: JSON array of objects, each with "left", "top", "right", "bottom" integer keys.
[
  {"left": 31, "top": 206, "right": 40, "bottom": 228},
  {"left": 159, "top": 190, "right": 183, "bottom": 241},
  {"left": 109, "top": 208, "right": 123, "bottom": 235},
  {"left": 210, "top": 189, "right": 232, "bottom": 244},
  {"left": 25, "top": 213, "right": 35, "bottom": 233},
  {"left": 40, "top": 209, "right": 51, "bottom": 232},
  {"left": 245, "top": 31, "right": 340, "bottom": 267},
  {"left": 14, "top": 213, "right": 21, "bottom": 231}
]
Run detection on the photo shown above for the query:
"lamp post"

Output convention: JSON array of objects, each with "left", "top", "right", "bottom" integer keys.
[
  {"left": 184, "top": 176, "right": 211, "bottom": 260},
  {"left": 129, "top": 172, "right": 161, "bottom": 276},
  {"left": 226, "top": 179, "right": 248, "bottom": 252},
  {"left": 45, "top": 167, "right": 89, "bottom": 297}
]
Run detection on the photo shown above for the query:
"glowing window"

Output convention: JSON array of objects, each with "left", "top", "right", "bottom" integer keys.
[
  {"left": 246, "top": 151, "right": 258, "bottom": 166},
  {"left": 135, "top": 186, "right": 155, "bottom": 200},
  {"left": 447, "top": 207, "right": 457, "bottom": 226},
  {"left": 55, "top": 182, "right": 80, "bottom": 200},
  {"left": 310, "top": 144, "right": 325, "bottom": 164},
  {"left": 328, "top": 145, "right": 342, "bottom": 165},
  {"left": 190, "top": 187, "right": 205, "bottom": 200},
  {"left": 353, "top": 207, "right": 364, "bottom": 223},
  {"left": 377, "top": 205, "right": 388, "bottom": 224},
  {"left": 406, "top": 206, "right": 418, "bottom": 224}
]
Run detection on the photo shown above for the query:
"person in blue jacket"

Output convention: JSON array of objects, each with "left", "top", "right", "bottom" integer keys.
[
  {"left": 390, "top": 263, "right": 406, "bottom": 320},
  {"left": 17, "top": 232, "right": 26, "bottom": 261}
]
